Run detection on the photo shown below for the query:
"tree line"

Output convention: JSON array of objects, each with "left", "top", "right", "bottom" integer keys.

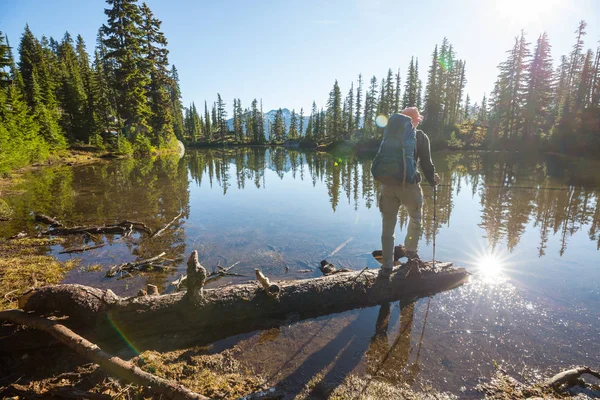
[
  {"left": 0, "top": 0, "right": 185, "bottom": 174},
  {"left": 185, "top": 22, "right": 599, "bottom": 158}
]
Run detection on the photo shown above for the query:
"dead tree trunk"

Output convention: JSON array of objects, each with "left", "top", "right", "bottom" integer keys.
[{"left": 19, "top": 262, "right": 468, "bottom": 346}]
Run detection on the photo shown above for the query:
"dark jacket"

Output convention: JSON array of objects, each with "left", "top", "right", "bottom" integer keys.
[{"left": 415, "top": 130, "right": 436, "bottom": 186}]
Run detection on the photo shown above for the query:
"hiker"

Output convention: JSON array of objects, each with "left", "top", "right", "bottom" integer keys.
[{"left": 371, "top": 107, "right": 440, "bottom": 274}]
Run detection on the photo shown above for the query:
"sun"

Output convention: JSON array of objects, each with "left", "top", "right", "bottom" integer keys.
[
  {"left": 477, "top": 253, "right": 503, "bottom": 279},
  {"left": 492, "top": 0, "right": 565, "bottom": 30}
]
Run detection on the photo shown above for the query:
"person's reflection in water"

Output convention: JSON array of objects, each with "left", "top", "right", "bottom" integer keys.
[{"left": 365, "top": 301, "right": 416, "bottom": 385}]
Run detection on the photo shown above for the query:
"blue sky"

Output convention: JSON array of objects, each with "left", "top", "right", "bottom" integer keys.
[{"left": 1, "top": 0, "right": 599, "bottom": 114}]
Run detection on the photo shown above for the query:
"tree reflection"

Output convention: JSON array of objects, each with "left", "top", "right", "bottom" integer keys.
[{"left": 183, "top": 149, "right": 599, "bottom": 257}]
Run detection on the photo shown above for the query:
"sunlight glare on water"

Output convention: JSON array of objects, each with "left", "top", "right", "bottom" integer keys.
[{"left": 474, "top": 250, "right": 506, "bottom": 283}]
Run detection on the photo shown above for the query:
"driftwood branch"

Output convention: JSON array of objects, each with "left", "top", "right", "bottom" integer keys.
[
  {"left": 544, "top": 366, "right": 600, "bottom": 390},
  {"left": 151, "top": 212, "right": 183, "bottom": 238},
  {"left": 255, "top": 269, "right": 281, "bottom": 297},
  {"left": 59, "top": 243, "right": 106, "bottom": 254},
  {"left": 0, "top": 309, "right": 210, "bottom": 400},
  {"left": 105, "top": 252, "right": 167, "bottom": 277}
]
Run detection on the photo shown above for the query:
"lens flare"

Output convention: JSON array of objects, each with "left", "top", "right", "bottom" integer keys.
[
  {"left": 375, "top": 115, "right": 388, "bottom": 128},
  {"left": 478, "top": 253, "right": 503, "bottom": 278}
]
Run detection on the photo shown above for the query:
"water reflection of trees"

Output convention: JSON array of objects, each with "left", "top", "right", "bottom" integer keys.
[
  {"left": 186, "top": 148, "right": 599, "bottom": 256},
  {"left": 1, "top": 155, "right": 191, "bottom": 262}
]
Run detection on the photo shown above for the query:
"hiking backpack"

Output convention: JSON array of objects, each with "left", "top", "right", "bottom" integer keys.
[{"left": 371, "top": 113, "right": 417, "bottom": 185}]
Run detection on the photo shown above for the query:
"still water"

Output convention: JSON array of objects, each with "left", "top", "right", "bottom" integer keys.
[{"left": 1, "top": 148, "right": 599, "bottom": 396}]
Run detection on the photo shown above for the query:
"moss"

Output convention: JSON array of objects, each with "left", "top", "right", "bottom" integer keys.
[
  {"left": 0, "top": 237, "right": 78, "bottom": 310},
  {"left": 135, "top": 347, "right": 267, "bottom": 399},
  {"left": 0, "top": 198, "right": 13, "bottom": 220}
]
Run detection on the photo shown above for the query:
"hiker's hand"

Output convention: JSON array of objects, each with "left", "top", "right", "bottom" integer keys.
[{"left": 433, "top": 173, "right": 440, "bottom": 186}]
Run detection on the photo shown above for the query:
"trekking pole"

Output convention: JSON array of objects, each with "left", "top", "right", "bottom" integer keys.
[{"left": 433, "top": 184, "right": 437, "bottom": 269}]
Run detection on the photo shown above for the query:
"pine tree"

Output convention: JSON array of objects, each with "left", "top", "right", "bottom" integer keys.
[
  {"left": 523, "top": 32, "right": 554, "bottom": 141},
  {"left": 394, "top": 68, "right": 401, "bottom": 113},
  {"left": 383, "top": 68, "right": 395, "bottom": 115},
  {"left": 216, "top": 93, "right": 227, "bottom": 140},
  {"left": 169, "top": 65, "right": 185, "bottom": 140},
  {"left": 0, "top": 31, "right": 10, "bottom": 85},
  {"left": 423, "top": 44, "right": 441, "bottom": 135},
  {"left": 299, "top": 107, "right": 304, "bottom": 136},
  {"left": 204, "top": 101, "right": 211, "bottom": 140},
  {"left": 273, "top": 108, "right": 285, "bottom": 142},
  {"left": 326, "top": 80, "right": 343, "bottom": 140},
  {"left": 364, "top": 75, "right": 378, "bottom": 136},
  {"left": 345, "top": 82, "right": 354, "bottom": 133},
  {"left": 91, "top": 50, "right": 114, "bottom": 134},
  {"left": 57, "top": 32, "right": 88, "bottom": 142},
  {"left": 289, "top": 109, "right": 299, "bottom": 139},
  {"left": 101, "top": 0, "right": 151, "bottom": 130},
  {"left": 140, "top": 2, "right": 174, "bottom": 146},
  {"left": 233, "top": 98, "right": 243, "bottom": 141},
  {"left": 463, "top": 94, "right": 471, "bottom": 122},
  {"left": 354, "top": 74, "right": 362, "bottom": 129}
]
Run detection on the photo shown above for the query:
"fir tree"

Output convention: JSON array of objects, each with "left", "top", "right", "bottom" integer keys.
[
  {"left": 216, "top": 93, "right": 227, "bottom": 140},
  {"left": 101, "top": 0, "right": 151, "bottom": 129},
  {"left": 394, "top": 68, "right": 401, "bottom": 113},
  {"left": 140, "top": 2, "right": 174, "bottom": 146},
  {"left": 354, "top": 74, "right": 362, "bottom": 129},
  {"left": 299, "top": 107, "right": 304, "bottom": 136},
  {"left": 326, "top": 80, "right": 343, "bottom": 140},
  {"left": 364, "top": 76, "right": 378, "bottom": 136},
  {"left": 289, "top": 109, "right": 299, "bottom": 139},
  {"left": 345, "top": 82, "right": 354, "bottom": 133},
  {"left": 204, "top": 101, "right": 211, "bottom": 140},
  {"left": 169, "top": 65, "right": 185, "bottom": 140}
]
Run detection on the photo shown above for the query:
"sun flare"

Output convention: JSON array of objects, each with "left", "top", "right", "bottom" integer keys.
[
  {"left": 477, "top": 253, "right": 503, "bottom": 279},
  {"left": 493, "top": 0, "right": 564, "bottom": 29}
]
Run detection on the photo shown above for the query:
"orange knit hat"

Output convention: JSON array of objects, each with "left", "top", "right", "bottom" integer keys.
[{"left": 400, "top": 107, "right": 424, "bottom": 126}]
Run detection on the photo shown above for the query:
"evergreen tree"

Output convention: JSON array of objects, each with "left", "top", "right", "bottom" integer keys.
[
  {"left": 204, "top": 100, "right": 211, "bottom": 140},
  {"left": 423, "top": 45, "right": 441, "bottom": 135},
  {"left": 523, "top": 32, "right": 554, "bottom": 141},
  {"left": 101, "top": 0, "right": 151, "bottom": 129},
  {"left": 299, "top": 107, "right": 304, "bottom": 136},
  {"left": 326, "top": 80, "right": 343, "bottom": 140},
  {"left": 345, "top": 82, "right": 354, "bottom": 133},
  {"left": 140, "top": 2, "right": 174, "bottom": 146},
  {"left": 273, "top": 108, "right": 285, "bottom": 142},
  {"left": 354, "top": 74, "right": 362, "bottom": 129},
  {"left": 394, "top": 68, "right": 401, "bottom": 113},
  {"left": 383, "top": 68, "right": 395, "bottom": 115},
  {"left": 364, "top": 75, "right": 378, "bottom": 136},
  {"left": 169, "top": 65, "right": 185, "bottom": 140},
  {"left": 289, "top": 109, "right": 299, "bottom": 139},
  {"left": 216, "top": 93, "right": 227, "bottom": 140},
  {"left": 57, "top": 32, "right": 88, "bottom": 142},
  {"left": 463, "top": 94, "right": 471, "bottom": 122}
]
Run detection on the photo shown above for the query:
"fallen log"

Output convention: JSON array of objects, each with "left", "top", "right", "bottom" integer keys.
[
  {"left": 0, "top": 309, "right": 210, "bottom": 400},
  {"left": 18, "top": 256, "right": 468, "bottom": 346}
]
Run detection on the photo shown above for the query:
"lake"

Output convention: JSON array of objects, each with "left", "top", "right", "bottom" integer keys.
[{"left": 1, "top": 147, "right": 599, "bottom": 397}]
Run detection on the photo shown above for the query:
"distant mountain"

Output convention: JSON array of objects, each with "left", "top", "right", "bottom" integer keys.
[{"left": 226, "top": 108, "right": 310, "bottom": 139}]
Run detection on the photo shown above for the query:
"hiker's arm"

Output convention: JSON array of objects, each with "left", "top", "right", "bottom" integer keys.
[{"left": 417, "top": 131, "right": 437, "bottom": 186}]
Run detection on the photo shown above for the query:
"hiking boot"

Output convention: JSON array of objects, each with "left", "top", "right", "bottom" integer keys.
[{"left": 406, "top": 250, "right": 420, "bottom": 261}]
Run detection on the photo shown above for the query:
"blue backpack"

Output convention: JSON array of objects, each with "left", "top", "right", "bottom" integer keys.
[{"left": 371, "top": 113, "right": 417, "bottom": 185}]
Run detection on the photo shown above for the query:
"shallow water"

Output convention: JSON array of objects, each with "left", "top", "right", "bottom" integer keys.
[{"left": 1, "top": 148, "right": 599, "bottom": 396}]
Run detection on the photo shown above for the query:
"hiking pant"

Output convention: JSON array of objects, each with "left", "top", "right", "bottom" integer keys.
[{"left": 379, "top": 182, "right": 423, "bottom": 269}]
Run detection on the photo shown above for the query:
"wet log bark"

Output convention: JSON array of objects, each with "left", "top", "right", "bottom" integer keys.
[{"left": 18, "top": 261, "right": 468, "bottom": 345}]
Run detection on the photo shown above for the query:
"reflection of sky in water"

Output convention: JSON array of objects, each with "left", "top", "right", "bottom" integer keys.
[{"left": 3, "top": 149, "right": 599, "bottom": 395}]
